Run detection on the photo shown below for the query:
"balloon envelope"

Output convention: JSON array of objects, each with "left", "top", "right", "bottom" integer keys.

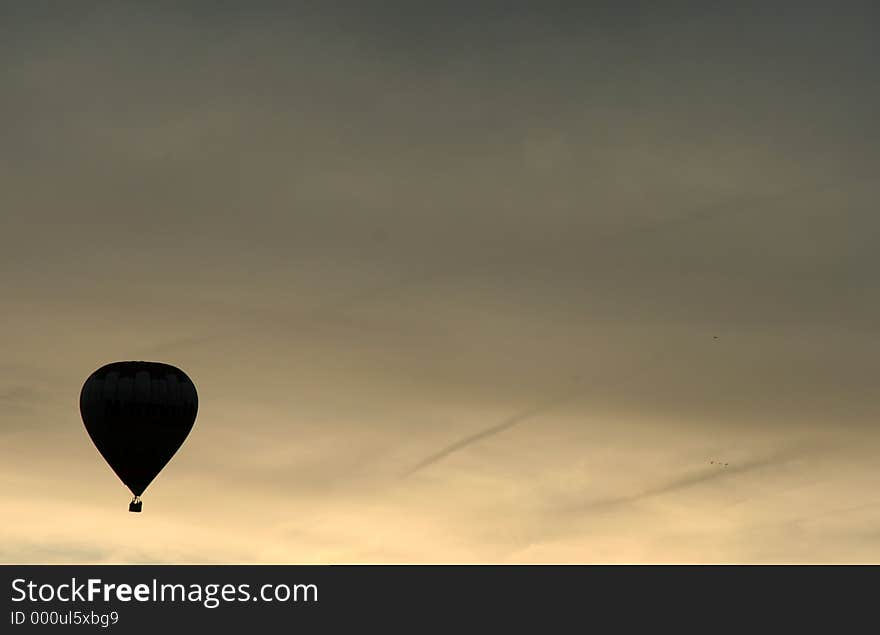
[{"left": 80, "top": 361, "right": 198, "bottom": 497}]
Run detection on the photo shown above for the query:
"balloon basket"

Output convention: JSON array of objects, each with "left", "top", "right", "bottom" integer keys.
[{"left": 129, "top": 498, "right": 142, "bottom": 513}]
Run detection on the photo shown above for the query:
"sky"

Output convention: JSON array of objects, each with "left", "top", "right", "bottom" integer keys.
[{"left": 2, "top": 0, "right": 879, "bottom": 563}]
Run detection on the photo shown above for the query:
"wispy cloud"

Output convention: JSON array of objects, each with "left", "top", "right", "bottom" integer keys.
[
  {"left": 0, "top": 386, "right": 41, "bottom": 404},
  {"left": 0, "top": 385, "right": 58, "bottom": 418},
  {"left": 571, "top": 444, "right": 819, "bottom": 515},
  {"left": 0, "top": 541, "right": 114, "bottom": 564},
  {"left": 138, "top": 270, "right": 435, "bottom": 356},
  {"left": 139, "top": 169, "right": 875, "bottom": 359}
]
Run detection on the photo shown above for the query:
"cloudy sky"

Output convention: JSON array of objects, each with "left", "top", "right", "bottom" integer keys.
[{"left": 2, "top": 0, "right": 879, "bottom": 563}]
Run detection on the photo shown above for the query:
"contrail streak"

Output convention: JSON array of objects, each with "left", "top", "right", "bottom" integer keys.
[
  {"left": 573, "top": 444, "right": 816, "bottom": 514},
  {"left": 500, "top": 442, "right": 824, "bottom": 560},
  {"left": 401, "top": 385, "right": 587, "bottom": 478},
  {"left": 402, "top": 350, "right": 669, "bottom": 478}
]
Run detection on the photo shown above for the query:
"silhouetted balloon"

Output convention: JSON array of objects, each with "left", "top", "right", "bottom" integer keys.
[{"left": 80, "top": 361, "right": 198, "bottom": 511}]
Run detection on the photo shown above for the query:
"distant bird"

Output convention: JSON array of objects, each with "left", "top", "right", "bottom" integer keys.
[{"left": 713, "top": 336, "right": 719, "bottom": 340}]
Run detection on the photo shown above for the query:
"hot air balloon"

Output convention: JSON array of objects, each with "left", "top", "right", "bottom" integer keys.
[{"left": 79, "top": 361, "right": 198, "bottom": 512}]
